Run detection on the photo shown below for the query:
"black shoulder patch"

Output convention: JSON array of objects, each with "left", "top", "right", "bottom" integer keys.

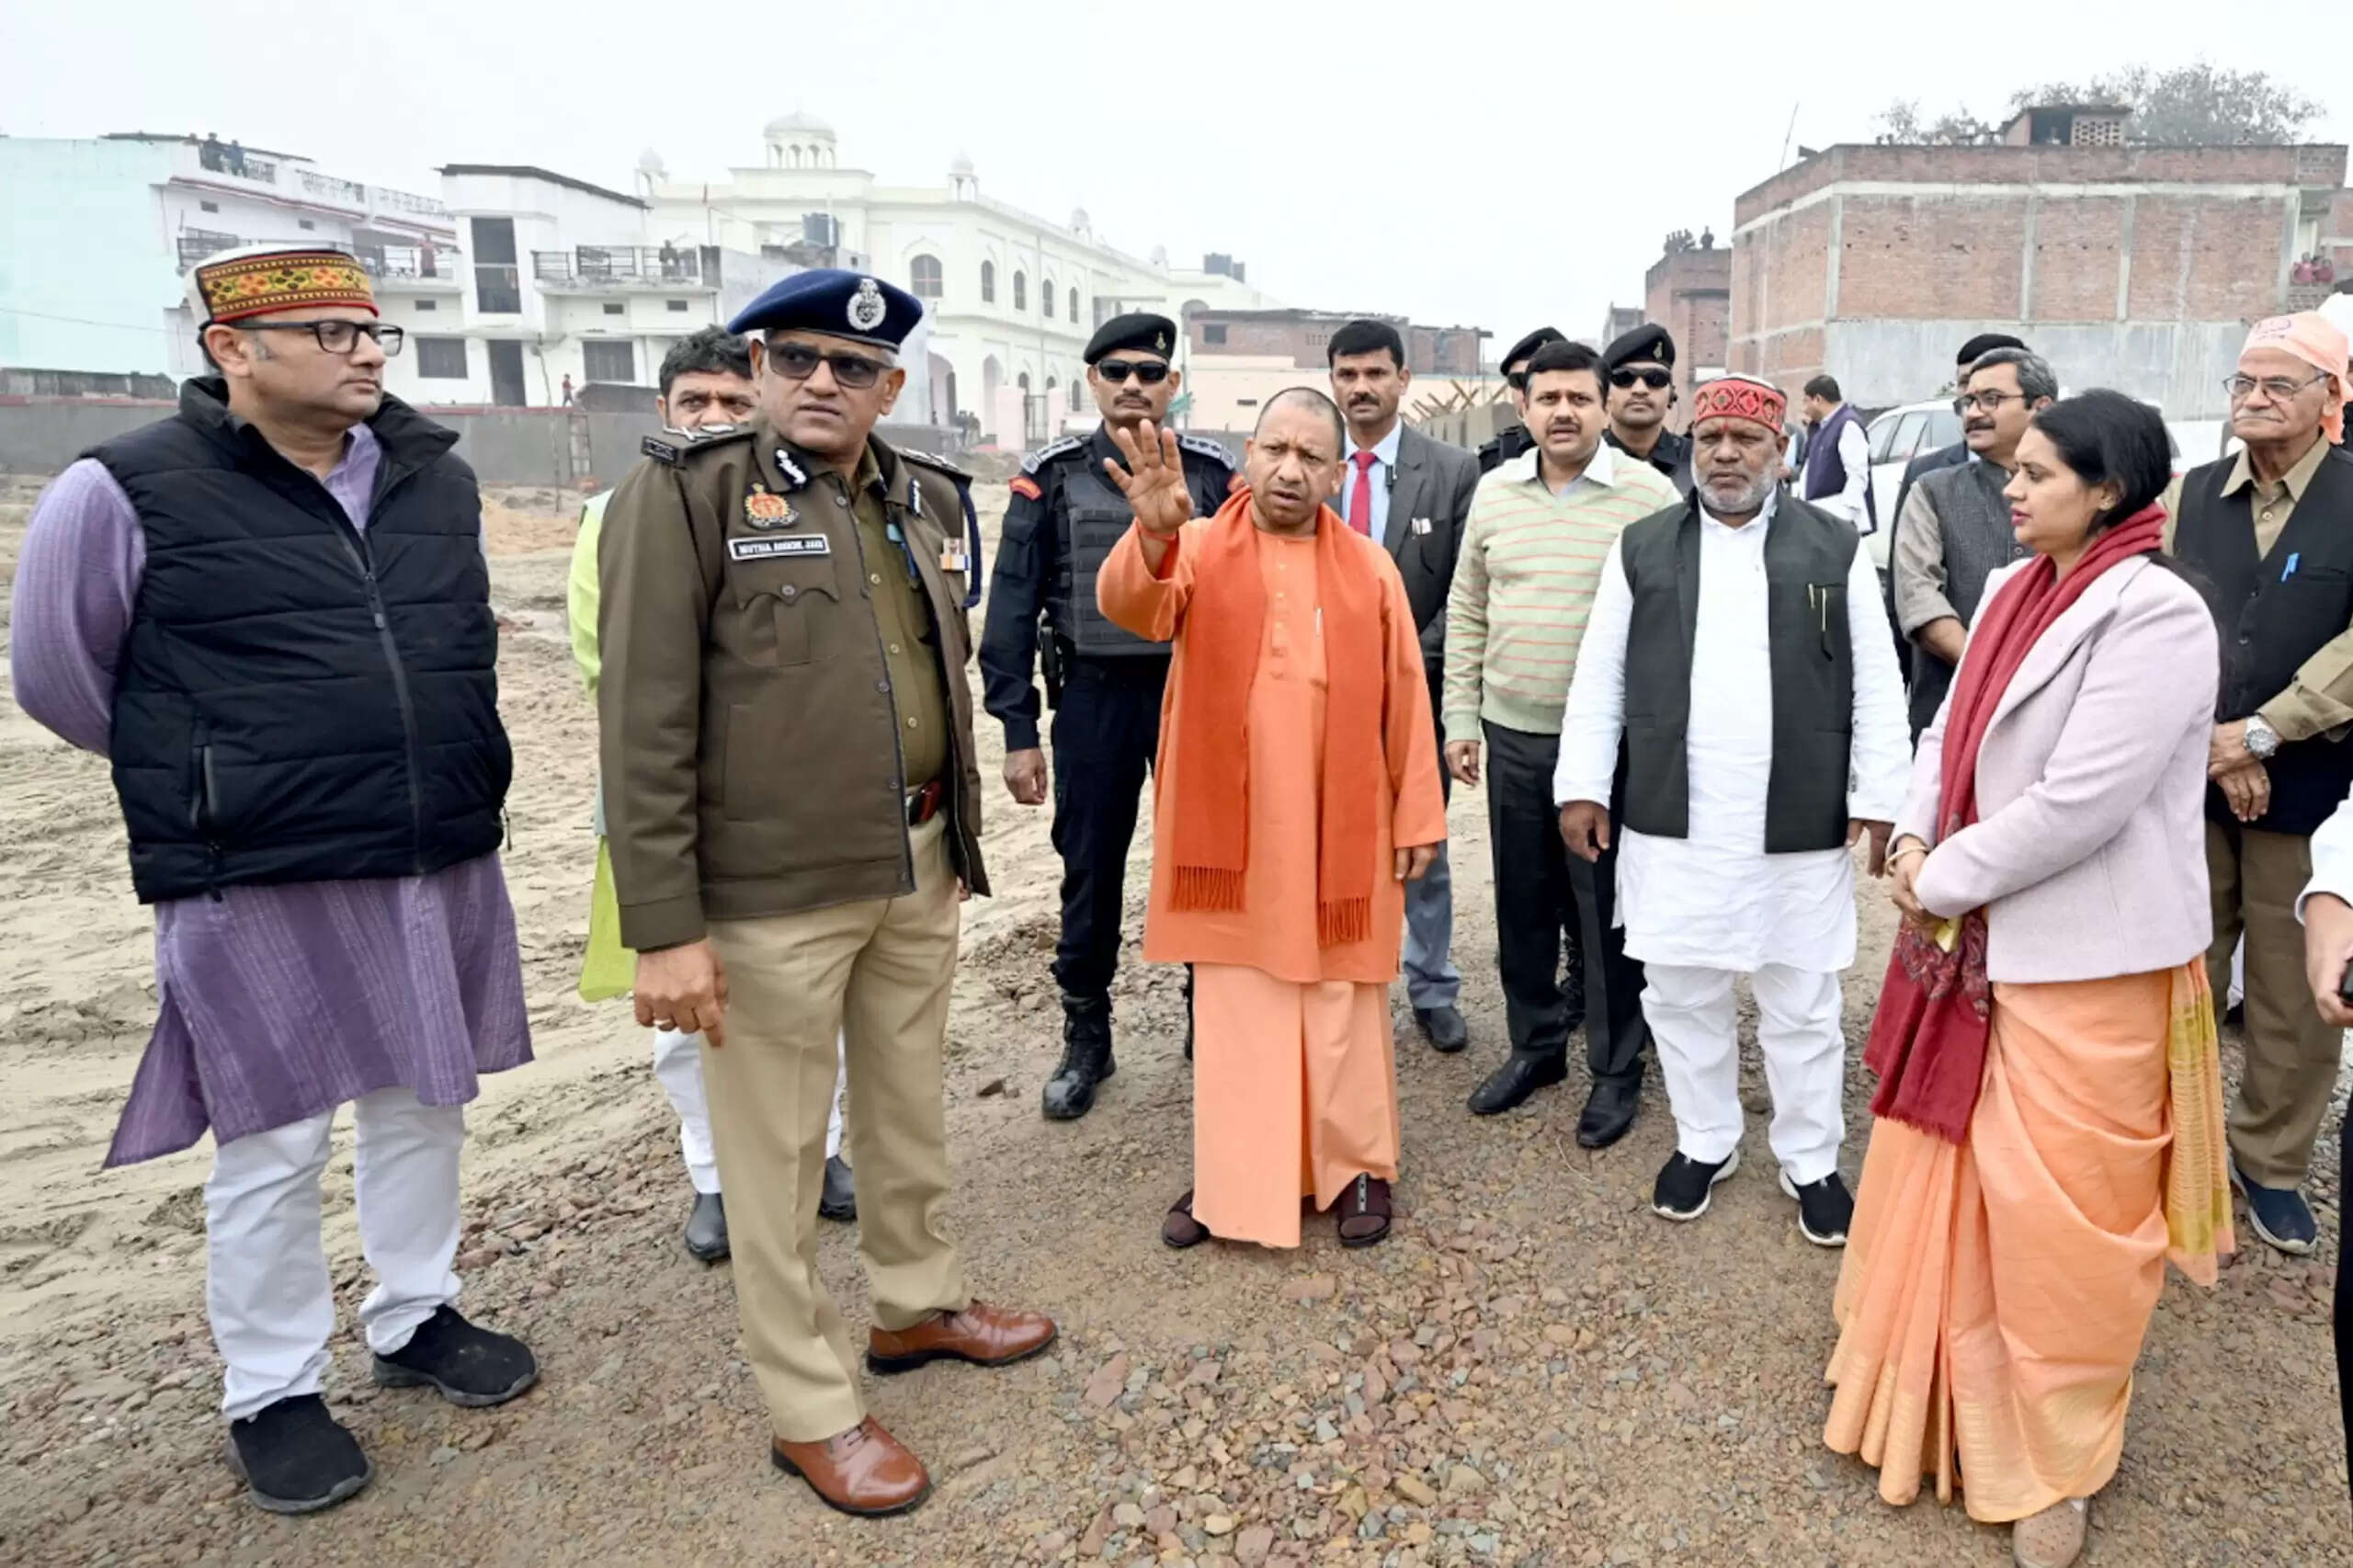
[
  {"left": 1177, "top": 433, "right": 1238, "bottom": 470},
  {"left": 641, "top": 434, "right": 684, "bottom": 465},
  {"left": 1020, "top": 434, "right": 1086, "bottom": 475}
]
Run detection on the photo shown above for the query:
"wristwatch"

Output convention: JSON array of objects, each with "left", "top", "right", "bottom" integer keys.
[{"left": 2245, "top": 715, "right": 2281, "bottom": 760}]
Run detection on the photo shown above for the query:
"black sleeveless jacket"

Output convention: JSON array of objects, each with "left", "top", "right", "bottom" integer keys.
[{"left": 92, "top": 380, "right": 510, "bottom": 903}]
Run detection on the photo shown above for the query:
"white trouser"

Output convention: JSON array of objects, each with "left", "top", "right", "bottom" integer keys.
[
  {"left": 653, "top": 1028, "right": 847, "bottom": 1195},
  {"left": 1641, "top": 963, "right": 1845, "bottom": 1186},
  {"left": 205, "top": 1086, "right": 464, "bottom": 1421}
]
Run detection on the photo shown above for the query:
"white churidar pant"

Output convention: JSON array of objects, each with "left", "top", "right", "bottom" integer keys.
[
  {"left": 653, "top": 1028, "right": 847, "bottom": 1195},
  {"left": 1642, "top": 962, "right": 1846, "bottom": 1184},
  {"left": 204, "top": 1085, "right": 463, "bottom": 1421}
]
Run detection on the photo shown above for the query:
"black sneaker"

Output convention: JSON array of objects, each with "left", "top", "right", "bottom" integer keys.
[
  {"left": 372, "top": 1305, "right": 539, "bottom": 1407},
  {"left": 1779, "top": 1170, "right": 1854, "bottom": 1247},
  {"left": 1652, "top": 1149, "right": 1739, "bottom": 1222},
  {"left": 225, "top": 1393, "right": 372, "bottom": 1515}
]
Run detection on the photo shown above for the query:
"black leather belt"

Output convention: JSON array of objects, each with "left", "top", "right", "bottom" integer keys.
[{"left": 905, "top": 780, "right": 945, "bottom": 826}]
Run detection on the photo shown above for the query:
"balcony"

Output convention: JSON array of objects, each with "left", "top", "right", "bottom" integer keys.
[
  {"left": 174, "top": 233, "right": 462, "bottom": 293},
  {"left": 531, "top": 245, "right": 717, "bottom": 290}
]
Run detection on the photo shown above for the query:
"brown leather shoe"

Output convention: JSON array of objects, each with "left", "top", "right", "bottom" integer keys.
[
  {"left": 866, "top": 1301, "right": 1058, "bottom": 1375},
  {"left": 770, "top": 1417, "right": 930, "bottom": 1517}
]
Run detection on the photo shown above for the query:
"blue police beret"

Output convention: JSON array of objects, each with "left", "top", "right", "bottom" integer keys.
[{"left": 727, "top": 268, "right": 923, "bottom": 349}]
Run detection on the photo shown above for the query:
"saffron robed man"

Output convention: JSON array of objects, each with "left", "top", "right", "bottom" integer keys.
[
  {"left": 1556, "top": 375, "right": 1910, "bottom": 1245},
  {"left": 981, "top": 312, "right": 1240, "bottom": 1119},
  {"left": 1094, "top": 390, "right": 1448, "bottom": 1252},
  {"left": 9, "top": 245, "right": 538, "bottom": 1515},
  {"left": 597, "top": 268, "right": 1054, "bottom": 1517}
]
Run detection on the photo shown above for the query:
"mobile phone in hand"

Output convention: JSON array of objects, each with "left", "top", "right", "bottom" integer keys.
[{"left": 2338, "top": 960, "right": 2353, "bottom": 1007}]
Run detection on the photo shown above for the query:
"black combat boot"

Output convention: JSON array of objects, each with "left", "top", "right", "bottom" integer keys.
[{"left": 1041, "top": 995, "right": 1116, "bottom": 1121}]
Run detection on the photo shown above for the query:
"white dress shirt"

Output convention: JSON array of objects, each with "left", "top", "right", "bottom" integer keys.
[
  {"left": 1343, "top": 420, "right": 1404, "bottom": 541},
  {"left": 1553, "top": 491, "right": 1913, "bottom": 972},
  {"left": 1816, "top": 416, "right": 1873, "bottom": 530}
]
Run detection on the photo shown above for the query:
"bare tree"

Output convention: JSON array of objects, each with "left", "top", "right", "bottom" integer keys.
[
  {"left": 2008, "top": 62, "right": 2320, "bottom": 145},
  {"left": 1873, "top": 100, "right": 1996, "bottom": 145}
]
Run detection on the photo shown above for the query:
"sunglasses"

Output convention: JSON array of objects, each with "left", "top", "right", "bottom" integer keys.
[
  {"left": 767, "top": 341, "right": 888, "bottom": 390},
  {"left": 1609, "top": 368, "right": 1672, "bottom": 391},
  {"left": 1505, "top": 369, "right": 1529, "bottom": 392},
  {"left": 1095, "top": 358, "right": 1170, "bottom": 386}
]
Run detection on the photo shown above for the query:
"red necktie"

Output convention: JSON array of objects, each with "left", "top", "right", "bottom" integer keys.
[{"left": 1347, "top": 449, "right": 1377, "bottom": 536}]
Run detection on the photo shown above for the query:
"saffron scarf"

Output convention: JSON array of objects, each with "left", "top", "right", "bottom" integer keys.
[
  {"left": 1862, "top": 505, "right": 2168, "bottom": 1141},
  {"left": 1166, "top": 489, "right": 1384, "bottom": 946}
]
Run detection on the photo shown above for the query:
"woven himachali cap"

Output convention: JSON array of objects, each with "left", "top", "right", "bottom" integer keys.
[
  {"left": 1688, "top": 375, "right": 1787, "bottom": 433},
  {"left": 188, "top": 244, "right": 376, "bottom": 326}
]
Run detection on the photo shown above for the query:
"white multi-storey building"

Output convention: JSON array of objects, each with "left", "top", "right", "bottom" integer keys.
[
  {"left": 647, "top": 114, "right": 1278, "bottom": 444},
  {"left": 0, "top": 132, "right": 459, "bottom": 393}
]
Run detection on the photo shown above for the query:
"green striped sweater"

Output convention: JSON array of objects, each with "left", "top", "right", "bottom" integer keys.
[{"left": 1441, "top": 444, "right": 1681, "bottom": 739}]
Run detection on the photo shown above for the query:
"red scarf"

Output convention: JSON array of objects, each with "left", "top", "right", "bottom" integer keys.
[
  {"left": 1863, "top": 505, "right": 2168, "bottom": 1141},
  {"left": 1166, "top": 490, "right": 1384, "bottom": 946}
]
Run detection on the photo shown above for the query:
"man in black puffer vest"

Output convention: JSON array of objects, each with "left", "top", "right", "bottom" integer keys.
[
  {"left": 11, "top": 246, "right": 535, "bottom": 1516},
  {"left": 2166, "top": 309, "right": 2353, "bottom": 1259}
]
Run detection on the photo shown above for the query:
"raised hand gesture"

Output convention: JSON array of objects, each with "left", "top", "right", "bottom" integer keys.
[{"left": 1104, "top": 419, "right": 1194, "bottom": 538}]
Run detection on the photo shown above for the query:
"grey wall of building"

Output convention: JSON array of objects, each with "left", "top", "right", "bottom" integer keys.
[
  {"left": 0, "top": 399, "right": 965, "bottom": 489},
  {"left": 1825, "top": 319, "right": 2248, "bottom": 417}
]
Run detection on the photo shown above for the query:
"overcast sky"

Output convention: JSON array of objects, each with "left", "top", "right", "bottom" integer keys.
[{"left": 6, "top": 2, "right": 2347, "bottom": 351}]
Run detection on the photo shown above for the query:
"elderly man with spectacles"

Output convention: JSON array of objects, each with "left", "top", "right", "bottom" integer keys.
[
  {"left": 10, "top": 244, "right": 537, "bottom": 1514},
  {"left": 2165, "top": 310, "right": 2353, "bottom": 1257}
]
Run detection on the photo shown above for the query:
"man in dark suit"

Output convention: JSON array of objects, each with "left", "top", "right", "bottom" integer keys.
[{"left": 1330, "top": 318, "right": 1482, "bottom": 1051}]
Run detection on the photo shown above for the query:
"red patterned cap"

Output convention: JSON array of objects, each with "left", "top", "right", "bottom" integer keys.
[
  {"left": 190, "top": 244, "right": 377, "bottom": 326},
  {"left": 1688, "top": 375, "right": 1788, "bottom": 434}
]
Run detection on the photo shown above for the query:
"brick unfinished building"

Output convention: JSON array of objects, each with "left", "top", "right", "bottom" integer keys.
[
  {"left": 1729, "top": 107, "right": 2352, "bottom": 416},
  {"left": 1643, "top": 238, "right": 1732, "bottom": 428}
]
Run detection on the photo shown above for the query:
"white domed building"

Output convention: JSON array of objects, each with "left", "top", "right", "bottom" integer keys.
[{"left": 646, "top": 117, "right": 1278, "bottom": 446}]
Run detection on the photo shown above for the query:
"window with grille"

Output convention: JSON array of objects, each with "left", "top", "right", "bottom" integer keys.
[
  {"left": 583, "top": 340, "right": 636, "bottom": 382},
  {"left": 981, "top": 260, "right": 995, "bottom": 302},
  {"left": 415, "top": 337, "right": 468, "bottom": 379},
  {"left": 910, "top": 255, "right": 943, "bottom": 299}
]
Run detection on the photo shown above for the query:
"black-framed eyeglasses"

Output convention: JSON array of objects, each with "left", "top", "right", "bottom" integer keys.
[
  {"left": 1953, "top": 390, "right": 2028, "bottom": 415},
  {"left": 767, "top": 341, "right": 888, "bottom": 390},
  {"left": 2224, "top": 370, "right": 2329, "bottom": 402},
  {"left": 240, "top": 320, "right": 403, "bottom": 357},
  {"left": 1609, "top": 367, "right": 1672, "bottom": 391},
  {"left": 1094, "top": 358, "right": 1170, "bottom": 386}
]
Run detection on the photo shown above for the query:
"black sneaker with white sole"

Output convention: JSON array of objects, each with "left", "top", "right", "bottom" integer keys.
[
  {"left": 226, "top": 1393, "right": 373, "bottom": 1514},
  {"left": 371, "top": 1305, "right": 540, "bottom": 1407},
  {"left": 1780, "top": 1170, "right": 1854, "bottom": 1247},
  {"left": 1653, "top": 1148, "right": 1739, "bottom": 1221}
]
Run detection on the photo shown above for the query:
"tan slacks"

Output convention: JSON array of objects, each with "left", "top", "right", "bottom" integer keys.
[
  {"left": 2207, "top": 820, "right": 2343, "bottom": 1187},
  {"left": 701, "top": 815, "right": 969, "bottom": 1442}
]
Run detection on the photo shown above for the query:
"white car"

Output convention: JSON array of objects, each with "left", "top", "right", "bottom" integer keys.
[{"left": 1860, "top": 401, "right": 1964, "bottom": 571}]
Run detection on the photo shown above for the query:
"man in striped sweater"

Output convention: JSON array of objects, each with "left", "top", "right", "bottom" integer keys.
[{"left": 1442, "top": 339, "right": 1679, "bottom": 1142}]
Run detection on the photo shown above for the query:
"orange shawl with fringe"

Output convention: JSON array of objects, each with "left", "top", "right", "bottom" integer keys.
[{"left": 1165, "top": 491, "right": 1384, "bottom": 946}]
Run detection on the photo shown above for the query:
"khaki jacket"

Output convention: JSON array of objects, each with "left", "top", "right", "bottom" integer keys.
[{"left": 597, "top": 421, "right": 987, "bottom": 950}]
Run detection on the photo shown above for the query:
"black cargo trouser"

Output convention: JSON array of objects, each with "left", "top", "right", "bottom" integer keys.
[{"left": 1050, "top": 653, "right": 1169, "bottom": 1001}]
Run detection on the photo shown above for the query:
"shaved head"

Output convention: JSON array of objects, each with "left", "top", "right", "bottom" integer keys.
[{"left": 1256, "top": 386, "right": 1346, "bottom": 454}]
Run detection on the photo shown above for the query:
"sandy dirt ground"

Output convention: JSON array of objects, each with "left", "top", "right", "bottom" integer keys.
[{"left": 0, "top": 471, "right": 2345, "bottom": 1568}]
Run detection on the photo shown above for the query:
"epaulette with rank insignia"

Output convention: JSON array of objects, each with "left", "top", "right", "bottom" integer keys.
[
  {"left": 643, "top": 426, "right": 755, "bottom": 467},
  {"left": 900, "top": 448, "right": 973, "bottom": 486},
  {"left": 1019, "top": 434, "right": 1086, "bottom": 476},
  {"left": 1176, "top": 433, "right": 1239, "bottom": 471}
]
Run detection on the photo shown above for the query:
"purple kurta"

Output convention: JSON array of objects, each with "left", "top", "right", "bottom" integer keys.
[{"left": 10, "top": 432, "right": 531, "bottom": 1165}]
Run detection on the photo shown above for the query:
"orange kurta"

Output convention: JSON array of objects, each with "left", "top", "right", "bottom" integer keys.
[
  {"left": 1098, "top": 517, "right": 1447, "bottom": 983},
  {"left": 1099, "top": 514, "right": 1445, "bottom": 1247}
]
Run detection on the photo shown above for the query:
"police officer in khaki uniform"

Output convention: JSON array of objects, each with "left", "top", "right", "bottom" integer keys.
[{"left": 597, "top": 269, "right": 1054, "bottom": 1518}]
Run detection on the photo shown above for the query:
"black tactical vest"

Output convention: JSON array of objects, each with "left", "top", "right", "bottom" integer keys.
[
  {"left": 1044, "top": 431, "right": 1234, "bottom": 659},
  {"left": 92, "top": 381, "right": 511, "bottom": 903}
]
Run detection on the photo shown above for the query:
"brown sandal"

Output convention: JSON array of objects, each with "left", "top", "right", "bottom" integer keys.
[
  {"left": 1336, "top": 1175, "right": 1392, "bottom": 1248},
  {"left": 1162, "top": 1190, "right": 1211, "bottom": 1249}
]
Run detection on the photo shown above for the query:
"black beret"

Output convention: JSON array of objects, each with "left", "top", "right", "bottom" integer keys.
[
  {"left": 1601, "top": 323, "right": 1677, "bottom": 373},
  {"left": 1502, "top": 326, "right": 1567, "bottom": 369},
  {"left": 1956, "top": 333, "right": 2027, "bottom": 364},
  {"left": 1084, "top": 312, "right": 1178, "bottom": 365}
]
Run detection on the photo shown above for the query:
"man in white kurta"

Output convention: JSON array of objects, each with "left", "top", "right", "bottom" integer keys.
[{"left": 1554, "top": 375, "right": 1910, "bottom": 1246}]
